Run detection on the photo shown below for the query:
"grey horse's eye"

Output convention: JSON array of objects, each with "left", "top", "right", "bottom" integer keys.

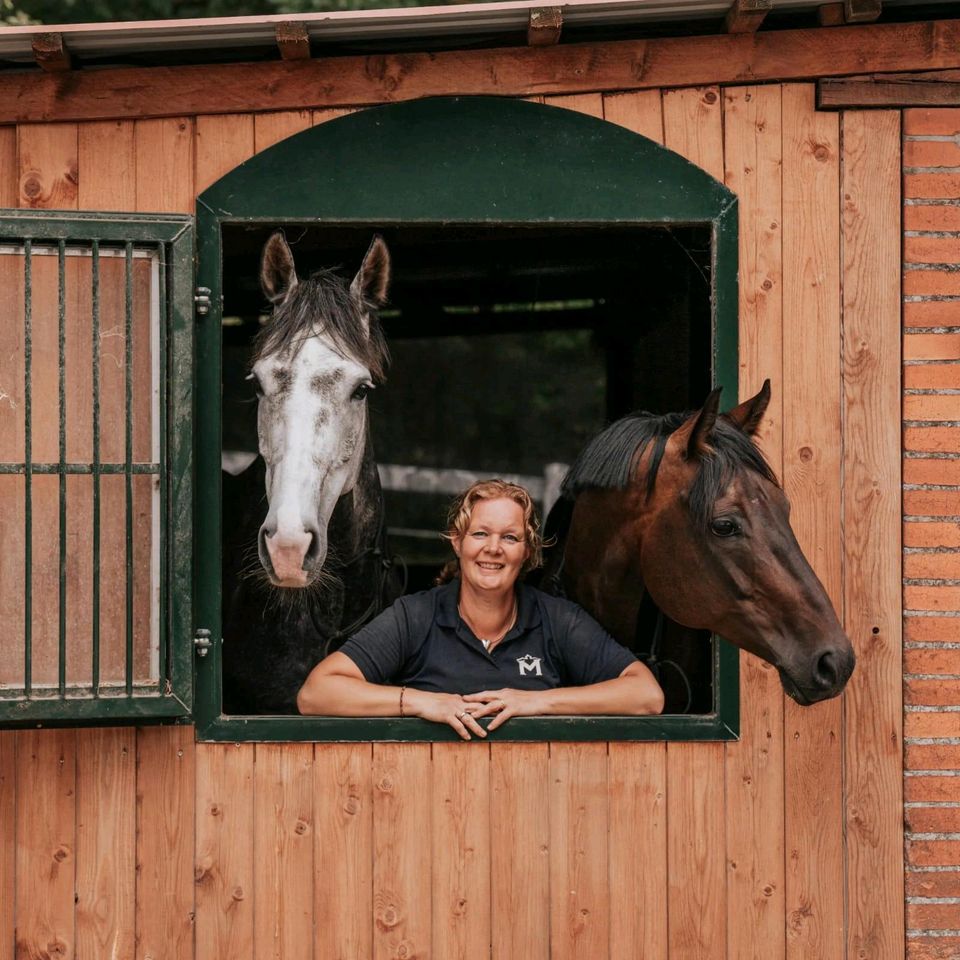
[
  {"left": 351, "top": 382, "right": 373, "bottom": 402},
  {"left": 246, "top": 372, "right": 264, "bottom": 398}
]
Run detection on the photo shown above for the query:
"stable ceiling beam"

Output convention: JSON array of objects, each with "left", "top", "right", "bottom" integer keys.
[
  {"left": 31, "top": 32, "right": 72, "bottom": 71},
  {"left": 275, "top": 21, "right": 311, "bottom": 60},
  {"left": 845, "top": 0, "right": 881, "bottom": 22},
  {"left": 527, "top": 7, "right": 563, "bottom": 46},
  {"left": 819, "top": 70, "right": 960, "bottom": 108},
  {"left": 725, "top": 0, "right": 771, "bottom": 34}
]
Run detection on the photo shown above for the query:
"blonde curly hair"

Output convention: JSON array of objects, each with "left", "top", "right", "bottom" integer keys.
[{"left": 436, "top": 479, "right": 544, "bottom": 585}]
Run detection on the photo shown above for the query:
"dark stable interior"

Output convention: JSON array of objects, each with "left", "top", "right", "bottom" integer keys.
[{"left": 220, "top": 222, "right": 716, "bottom": 713}]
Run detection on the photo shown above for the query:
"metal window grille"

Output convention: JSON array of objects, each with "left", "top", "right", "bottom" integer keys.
[{"left": 0, "top": 211, "right": 193, "bottom": 725}]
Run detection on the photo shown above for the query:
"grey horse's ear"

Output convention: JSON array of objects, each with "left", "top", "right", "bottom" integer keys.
[
  {"left": 260, "top": 231, "right": 298, "bottom": 305},
  {"left": 350, "top": 235, "right": 391, "bottom": 319},
  {"left": 726, "top": 379, "right": 771, "bottom": 437},
  {"left": 674, "top": 387, "right": 723, "bottom": 460}
]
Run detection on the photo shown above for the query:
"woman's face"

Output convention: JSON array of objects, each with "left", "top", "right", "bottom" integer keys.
[{"left": 453, "top": 497, "right": 530, "bottom": 596}]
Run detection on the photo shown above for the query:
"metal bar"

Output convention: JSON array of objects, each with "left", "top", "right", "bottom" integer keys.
[
  {"left": 23, "top": 240, "right": 32, "bottom": 697},
  {"left": 0, "top": 462, "right": 160, "bottom": 474},
  {"left": 158, "top": 246, "right": 167, "bottom": 691},
  {"left": 92, "top": 240, "right": 100, "bottom": 697},
  {"left": 58, "top": 239, "right": 66, "bottom": 697},
  {"left": 124, "top": 241, "right": 133, "bottom": 697},
  {"left": 0, "top": 211, "right": 192, "bottom": 243}
]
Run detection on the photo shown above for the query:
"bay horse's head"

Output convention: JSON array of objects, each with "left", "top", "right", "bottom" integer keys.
[
  {"left": 249, "top": 232, "right": 390, "bottom": 588},
  {"left": 563, "top": 382, "right": 854, "bottom": 705}
]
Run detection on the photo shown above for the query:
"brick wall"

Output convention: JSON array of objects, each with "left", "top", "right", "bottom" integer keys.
[{"left": 903, "top": 107, "right": 960, "bottom": 960}]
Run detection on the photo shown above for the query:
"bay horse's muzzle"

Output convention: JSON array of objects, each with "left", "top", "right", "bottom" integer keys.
[{"left": 779, "top": 643, "right": 856, "bottom": 705}]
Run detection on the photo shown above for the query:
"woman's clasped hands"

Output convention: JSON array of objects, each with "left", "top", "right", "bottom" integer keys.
[{"left": 407, "top": 687, "right": 545, "bottom": 739}]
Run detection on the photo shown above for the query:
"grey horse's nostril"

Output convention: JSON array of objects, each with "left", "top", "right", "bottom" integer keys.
[
  {"left": 814, "top": 649, "right": 839, "bottom": 689},
  {"left": 303, "top": 525, "right": 321, "bottom": 566}
]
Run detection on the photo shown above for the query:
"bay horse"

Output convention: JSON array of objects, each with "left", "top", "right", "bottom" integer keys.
[
  {"left": 222, "top": 232, "right": 401, "bottom": 714},
  {"left": 540, "top": 382, "right": 855, "bottom": 709}
]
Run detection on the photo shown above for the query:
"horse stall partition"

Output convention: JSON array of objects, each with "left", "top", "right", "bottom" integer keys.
[{"left": 0, "top": 21, "right": 917, "bottom": 960}]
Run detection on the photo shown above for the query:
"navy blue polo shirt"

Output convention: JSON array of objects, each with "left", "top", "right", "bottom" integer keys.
[{"left": 339, "top": 579, "right": 637, "bottom": 693}]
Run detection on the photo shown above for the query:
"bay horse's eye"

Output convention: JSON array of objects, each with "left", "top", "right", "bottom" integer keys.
[
  {"left": 351, "top": 382, "right": 373, "bottom": 402},
  {"left": 710, "top": 518, "right": 740, "bottom": 538}
]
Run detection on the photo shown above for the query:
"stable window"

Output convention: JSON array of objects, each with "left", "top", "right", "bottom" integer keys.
[
  {"left": 0, "top": 211, "right": 193, "bottom": 725},
  {"left": 194, "top": 97, "right": 740, "bottom": 742}
]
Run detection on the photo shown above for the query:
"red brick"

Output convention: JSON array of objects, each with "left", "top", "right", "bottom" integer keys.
[
  {"left": 906, "top": 774, "right": 960, "bottom": 802},
  {"left": 905, "top": 554, "right": 960, "bottom": 581},
  {"left": 905, "top": 460, "right": 960, "bottom": 486},
  {"left": 906, "top": 586, "right": 960, "bottom": 610},
  {"left": 906, "top": 271, "right": 960, "bottom": 297},
  {"left": 905, "top": 335, "right": 960, "bottom": 362},
  {"left": 907, "top": 936, "right": 960, "bottom": 960},
  {"left": 905, "top": 109, "right": 960, "bottom": 136},
  {"left": 906, "top": 805, "right": 960, "bottom": 833},
  {"left": 906, "top": 490, "right": 960, "bottom": 517},
  {"left": 906, "top": 678, "right": 960, "bottom": 706},
  {"left": 906, "top": 648, "right": 960, "bottom": 675},
  {"left": 907, "top": 205, "right": 960, "bottom": 232},
  {"left": 906, "top": 301, "right": 960, "bottom": 329},
  {"left": 907, "top": 710, "right": 960, "bottom": 738},
  {"left": 906, "top": 365, "right": 960, "bottom": 390},
  {"left": 906, "top": 174, "right": 960, "bottom": 201},
  {"left": 905, "top": 523, "right": 960, "bottom": 548},
  {"left": 906, "top": 237, "right": 960, "bottom": 265},
  {"left": 907, "top": 743, "right": 960, "bottom": 770},
  {"left": 908, "top": 902, "right": 960, "bottom": 931},
  {"left": 906, "top": 141, "right": 960, "bottom": 167},
  {"left": 906, "top": 394, "right": 960, "bottom": 420},
  {"left": 905, "top": 427, "right": 960, "bottom": 453},
  {"left": 907, "top": 616, "right": 960, "bottom": 642},
  {"left": 907, "top": 868, "right": 960, "bottom": 898},
  {"left": 907, "top": 838, "right": 960, "bottom": 866}
]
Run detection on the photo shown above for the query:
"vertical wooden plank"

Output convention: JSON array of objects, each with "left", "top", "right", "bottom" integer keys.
[
  {"left": 666, "top": 743, "right": 726, "bottom": 960},
  {"left": 602, "top": 91, "right": 664, "bottom": 143},
  {"left": 543, "top": 93, "right": 604, "bottom": 119},
  {"left": 372, "top": 744, "right": 431, "bottom": 960},
  {"left": 0, "top": 126, "right": 17, "bottom": 206},
  {"left": 840, "top": 108, "right": 904, "bottom": 960},
  {"left": 136, "top": 725, "right": 195, "bottom": 960},
  {"left": 662, "top": 82, "right": 728, "bottom": 960},
  {"left": 549, "top": 743, "right": 608, "bottom": 960},
  {"left": 78, "top": 121, "right": 135, "bottom": 212},
  {"left": 135, "top": 118, "right": 195, "bottom": 214},
  {"left": 491, "top": 744, "right": 550, "bottom": 960},
  {"left": 721, "top": 83, "right": 786, "bottom": 960},
  {"left": 780, "top": 83, "right": 844, "bottom": 960},
  {"left": 0, "top": 732, "right": 14, "bottom": 960},
  {"left": 254, "top": 744, "right": 314, "bottom": 960},
  {"left": 255, "top": 111, "right": 312, "bottom": 153},
  {"left": 15, "top": 729, "right": 77, "bottom": 960},
  {"left": 75, "top": 728, "right": 136, "bottom": 960},
  {"left": 18, "top": 124, "right": 77, "bottom": 209},
  {"left": 662, "top": 87, "right": 725, "bottom": 181},
  {"left": 608, "top": 743, "right": 667, "bottom": 960},
  {"left": 431, "top": 744, "right": 490, "bottom": 960},
  {"left": 195, "top": 744, "right": 255, "bottom": 960},
  {"left": 195, "top": 114, "right": 255, "bottom": 195},
  {"left": 314, "top": 743, "right": 374, "bottom": 960}
]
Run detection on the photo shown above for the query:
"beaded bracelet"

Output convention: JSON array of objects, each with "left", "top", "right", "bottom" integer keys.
[{"left": 399, "top": 685, "right": 406, "bottom": 718}]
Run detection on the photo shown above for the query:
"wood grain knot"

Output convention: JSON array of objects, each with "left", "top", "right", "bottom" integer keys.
[
  {"left": 396, "top": 939, "right": 414, "bottom": 959},
  {"left": 47, "top": 938, "right": 68, "bottom": 958},
  {"left": 65, "top": 163, "right": 78, "bottom": 186},
  {"left": 194, "top": 863, "right": 211, "bottom": 883},
  {"left": 22, "top": 176, "right": 42, "bottom": 200},
  {"left": 343, "top": 796, "right": 360, "bottom": 815},
  {"left": 379, "top": 906, "right": 399, "bottom": 928},
  {"left": 798, "top": 446, "right": 813, "bottom": 463},
  {"left": 209, "top": 803, "right": 221, "bottom": 816},
  {"left": 762, "top": 884, "right": 775, "bottom": 897},
  {"left": 376, "top": 776, "right": 394, "bottom": 793},
  {"left": 53, "top": 845, "right": 69, "bottom": 863},
  {"left": 703, "top": 90, "right": 718, "bottom": 105},
  {"left": 812, "top": 143, "right": 831, "bottom": 162},
  {"left": 231, "top": 886, "right": 245, "bottom": 901},
  {"left": 294, "top": 819, "right": 308, "bottom": 835},
  {"left": 761, "top": 279, "right": 773, "bottom": 291}
]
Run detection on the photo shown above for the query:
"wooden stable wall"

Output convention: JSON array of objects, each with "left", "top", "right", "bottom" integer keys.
[{"left": 0, "top": 81, "right": 907, "bottom": 959}]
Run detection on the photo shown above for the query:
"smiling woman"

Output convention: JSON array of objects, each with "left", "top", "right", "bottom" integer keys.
[{"left": 296, "top": 479, "right": 665, "bottom": 738}]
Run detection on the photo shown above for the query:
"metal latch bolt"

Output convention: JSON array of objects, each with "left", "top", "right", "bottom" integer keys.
[
  {"left": 194, "top": 628, "right": 213, "bottom": 657},
  {"left": 195, "top": 287, "right": 211, "bottom": 316}
]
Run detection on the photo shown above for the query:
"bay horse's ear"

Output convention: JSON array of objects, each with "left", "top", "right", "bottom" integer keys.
[
  {"left": 674, "top": 387, "right": 723, "bottom": 460},
  {"left": 350, "top": 235, "right": 391, "bottom": 316},
  {"left": 725, "top": 379, "right": 771, "bottom": 437},
  {"left": 260, "top": 231, "right": 298, "bottom": 305}
]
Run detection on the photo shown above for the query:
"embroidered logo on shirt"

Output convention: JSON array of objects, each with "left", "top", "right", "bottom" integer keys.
[{"left": 517, "top": 654, "right": 543, "bottom": 677}]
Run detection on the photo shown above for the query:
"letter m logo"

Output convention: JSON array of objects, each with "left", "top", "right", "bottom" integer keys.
[{"left": 517, "top": 654, "right": 543, "bottom": 677}]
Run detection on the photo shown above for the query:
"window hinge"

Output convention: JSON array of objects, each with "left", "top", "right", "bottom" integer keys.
[
  {"left": 194, "top": 628, "right": 213, "bottom": 658},
  {"left": 194, "top": 286, "right": 212, "bottom": 316}
]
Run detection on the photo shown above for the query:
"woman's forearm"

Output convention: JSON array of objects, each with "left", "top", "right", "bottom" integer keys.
[
  {"left": 297, "top": 669, "right": 403, "bottom": 717},
  {"left": 540, "top": 671, "right": 664, "bottom": 716}
]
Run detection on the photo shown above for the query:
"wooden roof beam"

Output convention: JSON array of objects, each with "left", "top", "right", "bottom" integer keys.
[
  {"left": 819, "top": 70, "right": 960, "bottom": 108},
  {"left": 527, "top": 7, "right": 562, "bottom": 46},
  {"left": 725, "top": 0, "right": 771, "bottom": 34},
  {"left": 31, "top": 33, "right": 72, "bottom": 72},
  {"left": 275, "top": 21, "right": 311, "bottom": 61},
  {"left": 818, "top": 0, "right": 881, "bottom": 25}
]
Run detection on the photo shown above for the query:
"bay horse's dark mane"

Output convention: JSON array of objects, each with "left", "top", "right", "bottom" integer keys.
[
  {"left": 559, "top": 409, "right": 779, "bottom": 530},
  {"left": 252, "top": 267, "right": 390, "bottom": 383}
]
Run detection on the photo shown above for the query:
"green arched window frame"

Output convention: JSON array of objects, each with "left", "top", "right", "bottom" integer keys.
[{"left": 194, "top": 96, "right": 739, "bottom": 742}]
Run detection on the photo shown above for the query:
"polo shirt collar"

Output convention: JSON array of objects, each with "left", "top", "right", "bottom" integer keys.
[{"left": 435, "top": 578, "right": 542, "bottom": 632}]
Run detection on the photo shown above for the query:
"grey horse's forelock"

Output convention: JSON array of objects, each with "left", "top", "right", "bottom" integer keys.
[{"left": 252, "top": 267, "right": 390, "bottom": 383}]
